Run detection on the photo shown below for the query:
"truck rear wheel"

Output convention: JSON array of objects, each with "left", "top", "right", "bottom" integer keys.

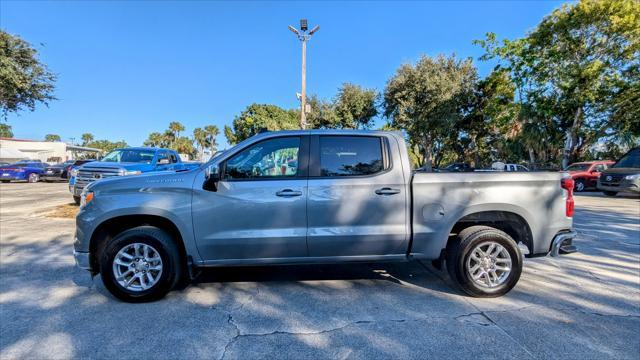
[
  {"left": 99, "top": 226, "right": 183, "bottom": 303},
  {"left": 446, "top": 225, "right": 522, "bottom": 297}
]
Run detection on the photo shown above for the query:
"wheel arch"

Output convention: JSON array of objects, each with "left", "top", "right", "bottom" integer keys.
[
  {"left": 447, "top": 210, "right": 534, "bottom": 256},
  {"left": 89, "top": 214, "right": 188, "bottom": 273}
]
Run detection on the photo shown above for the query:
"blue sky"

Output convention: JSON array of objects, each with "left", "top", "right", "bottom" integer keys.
[{"left": 1, "top": 0, "right": 564, "bottom": 148}]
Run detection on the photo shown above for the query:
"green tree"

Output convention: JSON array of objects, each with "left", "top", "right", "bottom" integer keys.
[
  {"left": 383, "top": 54, "right": 477, "bottom": 171},
  {"left": 305, "top": 95, "right": 339, "bottom": 129},
  {"left": 224, "top": 104, "right": 298, "bottom": 144},
  {"left": 193, "top": 127, "right": 207, "bottom": 160},
  {"left": 204, "top": 125, "right": 219, "bottom": 155},
  {"left": 0, "top": 31, "right": 56, "bottom": 118},
  {"left": 86, "top": 139, "right": 127, "bottom": 153},
  {"left": 143, "top": 132, "right": 164, "bottom": 147},
  {"left": 0, "top": 123, "right": 13, "bottom": 137},
  {"left": 476, "top": 0, "right": 640, "bottom": 167},
  {"left": 162, "top": 130, "right": 175, "bottom": 148},
  {"left": 173, "top": 136, "right": 195, "bottom": 157},
  {"left": 44, "top": 134, "right": 61, "bottom": 142},
  {"left": 168, "top": 121, "right": 185, "bottom": 147},
  {"left": 333, "top": 83, "right": 378, "bottom": 129},
  {"left": 81, "top": 133, "right": 94, "bottom": 146},
  {"left": 462, "top": 69, "right": 520, "bottom": 167}
]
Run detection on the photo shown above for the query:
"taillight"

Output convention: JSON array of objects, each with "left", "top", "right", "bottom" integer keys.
[{"left": 561, "top": 177, "right": 575, "bottom": 217}]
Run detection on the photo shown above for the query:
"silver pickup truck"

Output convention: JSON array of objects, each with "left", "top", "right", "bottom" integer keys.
[{"left": 73, "top": 130, "right": 577, "bottom": 302}]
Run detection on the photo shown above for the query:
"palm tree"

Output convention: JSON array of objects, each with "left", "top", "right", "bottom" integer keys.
[
  {"left": 81, "top": 133, "right": 94, "bottom": 146},
  {"left": 143, "top": 132, "right": 164, "bottom": 147},
  {"left": 162, "top": 130, "right": 175, "bottom": 148},
  {"left": 204, "top": 125, "right": 219, "bottom": 156},
  {"left": 168, "top": 121, "right": 185, "bottom": 147},
  {"left": 193, "top": 127, "right": 208, "bottom": 161}
]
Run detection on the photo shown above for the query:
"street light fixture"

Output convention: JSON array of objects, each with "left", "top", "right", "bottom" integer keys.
[{"left": 288, "top": 19, "right": 320, "bottom": 130}]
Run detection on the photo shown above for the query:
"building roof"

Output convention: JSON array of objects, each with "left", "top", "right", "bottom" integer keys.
[{"left": 67, "top": 145, "right": 101, "bottom": 152}]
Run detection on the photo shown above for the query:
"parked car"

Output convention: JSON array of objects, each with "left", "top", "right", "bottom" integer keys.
[
  {"left": 70, "top": 147, "right": 190, "bottom": 204},
  {"left": 0, "top": 162, "right": 46, "bottom": 183},
  {"left": 438, "top": 163, "right": 474, "bottom": 172},
  {"left": 597, "top": 147, "right": 640, "bottom": 196},
  {"left": 42, "top": 160, "right": 76, "bottom": 182},
  {"left": 504, "top": 164, "right": 529, "bottom": 172},
  {"left": 565, "top": 160, "right": 615, "bottom": 192},
  {"left": 73, "top": 130, "right": 576, "bottom": 302}
]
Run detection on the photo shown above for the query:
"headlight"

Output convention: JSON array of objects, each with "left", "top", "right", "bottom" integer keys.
[
  {"left": 80, "top": 191, "right": 94, "bottom": 207},
  {"left": 120, "top": 170, "right": 142, "bottom": 176},
  {"left": 70, "top": 169, "right": 78, "bottom": 177},
  {"left": 624, "top": 174, "right": 640, "bottom": 180}
]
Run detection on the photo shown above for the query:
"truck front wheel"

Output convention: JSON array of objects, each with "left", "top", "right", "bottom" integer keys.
[
  {"left": 99, "top": 226, "right": 183, "bottom": 302},
  {"left": 446, "top": 225, "right": 523, "bottom": 297}
]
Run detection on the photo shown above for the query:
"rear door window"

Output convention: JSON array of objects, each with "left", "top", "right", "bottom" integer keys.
[{"left": 319, "top": 136, "right": 384, "bottom": 177}]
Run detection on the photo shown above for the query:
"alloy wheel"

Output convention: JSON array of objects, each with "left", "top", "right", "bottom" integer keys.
[
  {"left": 112, "top": 243, "right": 163, "bottom": 292},
  {"left": 466, "top": 241, "right": 512, "bottom": 288}
]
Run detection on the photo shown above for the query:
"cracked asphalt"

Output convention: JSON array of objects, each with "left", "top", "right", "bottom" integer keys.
[{"left": 1, "top": 182, "right": 639, "bottom": 359}]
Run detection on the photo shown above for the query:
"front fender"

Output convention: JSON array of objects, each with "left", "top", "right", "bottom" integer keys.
[{"left": 75, "top": 186, "right": 200, "bottom": 262}]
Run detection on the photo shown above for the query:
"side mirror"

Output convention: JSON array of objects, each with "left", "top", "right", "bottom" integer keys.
[
  {"left": 157, "top": 158, "right": 170, "bottom": 165},
  {"left": 203, "top": 165, "right": 221, "bottom": 191}
]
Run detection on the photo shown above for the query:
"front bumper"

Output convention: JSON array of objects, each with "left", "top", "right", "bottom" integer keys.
[
  {"left": 549, "top": 230, "right": 578, "bottom": 256},
  {"left": 42, "top": 174, "right": 65, "bottom": 181},
  {"left": 74, "top": 250, "right": 92, "bottom": 271},
  {"left": 598, "top": 177, "right": 640, "bottom": 193}
]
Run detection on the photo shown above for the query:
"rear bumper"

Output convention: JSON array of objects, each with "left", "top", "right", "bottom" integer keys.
[
  {"left": 73, "top": 250, "right": 92, "bottom": 271},
  {"left": 0, "top": 175, "right": 26, "bottom": 181},
  {"left": 549, "top": 230, "right": 578, "bottom": 257}
]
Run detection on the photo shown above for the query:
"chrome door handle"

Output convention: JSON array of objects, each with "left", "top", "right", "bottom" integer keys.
[
  {"left": 276, "top": 189, "right": 303, "bottom": 197},
  {"left": 375, "top": 187, "right": 400, "bottom": 195}
]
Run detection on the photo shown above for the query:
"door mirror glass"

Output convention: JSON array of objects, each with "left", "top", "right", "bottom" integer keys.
[
  {"left": 203, "top": 165, "right": 220, "bottom": 191},
  {"left": 157, "top": 158, "right": 170, "bottom": 165}
]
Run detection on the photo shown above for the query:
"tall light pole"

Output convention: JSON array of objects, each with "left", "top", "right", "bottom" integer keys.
[{"left": 288, "top": 19, "right": 319, "bottom": 130}]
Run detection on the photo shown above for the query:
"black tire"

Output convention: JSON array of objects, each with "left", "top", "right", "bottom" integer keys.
[
  {"left": 574, "top": 179, "right": 586, "bottom": 192},
  {"left": 603, "top": 191, "right": 618, "bottom": 197},
  {"left": 73, "top": 196, "right": 81, "bottom": 205},
  {"left": 446, "top": 225, "right": 523, "bottom": 297},
  {"left": 99, "top": 226, "right": 183, "bottom": 302},
  {"left": 28, "top": 173, "right": 39, "bottom": 183}
]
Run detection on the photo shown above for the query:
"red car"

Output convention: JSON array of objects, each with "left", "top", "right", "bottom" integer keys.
[{"left": 565, "top": 160, "right": 615, "bottom": 192}]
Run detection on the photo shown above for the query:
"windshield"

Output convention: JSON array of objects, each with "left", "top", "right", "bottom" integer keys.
[
  {"left": 566, "top": 163, "right": 590, "bottom": 171},
  {"left": 613, "top": 148, "right": 640, "bottom": 169},
  {"left": 101, "top": 149, "right": 156, "bottom": 163}
]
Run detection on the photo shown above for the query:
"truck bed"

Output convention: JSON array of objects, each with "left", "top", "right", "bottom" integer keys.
[{"left": 410, "top": 171, "right": 572, "bottom": 259}]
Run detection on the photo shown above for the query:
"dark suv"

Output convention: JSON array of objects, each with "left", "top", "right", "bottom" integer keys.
[{"left": 597, "top": 147, "right": 640, "bottom": 196}]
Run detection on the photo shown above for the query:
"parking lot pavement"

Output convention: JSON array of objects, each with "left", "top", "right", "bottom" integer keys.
[{"left": 1, "top": 182, "right": 638, "bottom": 359}]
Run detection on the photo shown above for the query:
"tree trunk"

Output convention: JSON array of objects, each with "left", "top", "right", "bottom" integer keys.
[
  {"left": 562, "top": 107, "right": 582, "bottom": 169},
  {"left": 422, "top": 134, "right": 433, "bottom": 171},
  {"left": 471, "top": 133, "right": 479, "bottom": 168},
  {"left": 528, "top": 148, "right": 536, "bottom": 168}
]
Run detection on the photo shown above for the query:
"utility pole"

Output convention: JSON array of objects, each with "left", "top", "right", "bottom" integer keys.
[{"left": 288, "top": 19, "right": 319, "bottom": 130}]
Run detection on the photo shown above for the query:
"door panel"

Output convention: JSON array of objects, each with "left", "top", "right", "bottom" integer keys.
[
  {"left": 192, "top": 135, "right": 309, "bottom": 261},
  {"left": 192, "top": 180, "right": 307, "bottom": 260},
  {"left": 307, "top": 135, "right": 408, "bottom": 257}
]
